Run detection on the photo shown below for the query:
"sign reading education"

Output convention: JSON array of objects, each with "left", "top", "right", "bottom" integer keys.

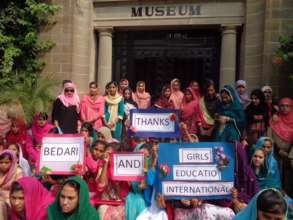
[
  {"left": 110, "top": 152, "right": 145, "bottom": 181},
  {"left": 38, "top": 134, "right": 85, "bottom": 175},
  {"left": 129, "top": 109, "right": 180, "bottom": 138},
  {"left": 157, "top": 142, "right": 235, "bottom": 200}
]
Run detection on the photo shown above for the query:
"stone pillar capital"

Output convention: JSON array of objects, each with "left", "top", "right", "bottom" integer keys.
[
  {"left": 96, "top": 27, "right": 113, "bottom": 37},
  {"left": 221, "top": 25, "right": 238, "bottom": 35}
]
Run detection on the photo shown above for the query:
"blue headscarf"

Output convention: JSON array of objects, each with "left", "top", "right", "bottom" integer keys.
[
  {"left": 233, "top": 188, "right": 288, "bottom": 220},
  {"left": 253, "top": 137, "right": 281, "bottom": 189},
  {"left": 214, "top": 85, "right": 246, "bottom": 142}
]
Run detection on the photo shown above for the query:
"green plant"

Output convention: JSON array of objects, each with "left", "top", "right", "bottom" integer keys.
[
  {"left": 0, "top": 75, "right": 59, "bottom": 125},
  {"left": 273, "top": 35, "right": 293, "bottom": 65}
]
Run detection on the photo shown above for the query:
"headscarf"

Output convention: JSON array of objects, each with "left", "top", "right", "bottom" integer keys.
[
  {"left": 57, "top": 82, "right": 80, "bottom": 113},
  {"left": 234, "top": 142, "right": 260, "bottom": 203},
  {"left": 6, "top": 119, "right": 27, "bottom": 148},
  {"left": 235, "top": 80, "right": 250, "bottom": 109},
  {"left": 123, "top": 87, "right": 137, "bottom": 107},
  {"left": 13, "top": 144, "right": 31, "bottom": 177},
  {"left": 98, "top": 126, "right": 118, "bottom": 143},
  {"left": 245, "top": 89, "right": 269, "bottom": 127},
  {"left": 47, "top": 176, "right": 100, "bottom": 220},
  {"left": 11, "top": 177, "right": 54, "bottom": 220},
  {"left": 270, "top": 98, "right": 293, "bottom": 144},
  {"left": 132, "top": 82, "right": 151, "bottom": 109},
  {"left": 180, "top": 88, "right": 201, "bottom": 121},
  {"left": 104, "top": 91, "right": 123, "bottom": 131},
  {"left": 261, "top": 85, "right": 273, "bottom": 94},
  {"left": 170, "top": 78, "right": 184, "bottom": 110},
  {"left": 233, "top": 188, "right": 288, "bottom": 220},
  {"left": 154, "top": 85, "right": 174, "bottom": 109},
  {"left": 31, "top": 113, "right": 54, "bottom": 146},
  {"left": 216, "top": 85, "right": 246, "bottom": 139},
  {"left": 187, "top": 82, "right": 201, "bottom": 100},
  {"left": 254, "top": 137, "right": 281, "bottom": 189},
  {"left": 0, "top": 150, "right": 18, "bottom": 189}
]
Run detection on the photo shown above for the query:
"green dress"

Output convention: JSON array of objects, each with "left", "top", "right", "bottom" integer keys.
[{"left": 47, "top": 176, "right": 99, "bottom": 220}]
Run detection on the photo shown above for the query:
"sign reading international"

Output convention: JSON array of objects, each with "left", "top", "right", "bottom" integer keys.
[
  {"left": 110, "top": 152, "right": 145, "bottom": 181},
  {"left": 157, "top": 142, "right": 235, "bottom": 200},
  {"left": 129, "top": 109, "right": 180, "bottom": 138},
  {"left": 38, "top": 134, "right": 85, "bottom": 175}
]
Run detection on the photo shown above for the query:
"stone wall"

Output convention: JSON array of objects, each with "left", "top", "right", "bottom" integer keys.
[{"left": 262, "top": 0, "right": 293, "bottom": 97}]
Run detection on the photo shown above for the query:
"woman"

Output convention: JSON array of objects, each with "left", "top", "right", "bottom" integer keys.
[
  {"left": 180, "top": 88, "right": 201, "bottom": 136},
  {"left": 52, "top": 81, "right": 80, "bottom": 134},
  {"left": 10, "top": 177, "right": 54, "bottom": 220},
  {"left": 214, "top": 85, "right": 246, "bottom": 142},
  {"left": 80, "top": 122, "right": 96, "bottom": 149},
  {"left": 170, "top": 78, "right": 184, "bottom": 110},
  {"left": 234, "top": 188, "right": 287, "bottom": 220},
  {"left": 8, "top": 143, "right": 31, "bottom": 177},
  {"left": 187, "top": 80, "right": 201, "bottom": 101},
  {"left": 235, "top": 80, "right": 250, "bottom": 109},
  {"left": 104, "top": 81, "right": 124, "bottom": 141},
  {"left": 253, "top": 137, "right": 281, "bottom": 189},
  {"left": 119, "top": 78, "right": 129, "bottom": 95},
  {"left": 198, "top": 80, "right": 220, "bottom": 139},
  {"left": 80, "top": 81, "right": 105, "bottom": 131},
  {"left": 132, "top": 81, "right": 151, "bottom": 109},
  {"left": 261, "top": 85, "right": 278, "bottom": 117},
  {"left": 6, "top": 118, "right": 32, "bottom": 159},
  {"left": 0, "top": 150, "right": 23, "bottom": 220},
  {"left": 245, "top": 89, "right": 269, "bottom": 145},
  {"left": 154, "top": 85, "right": 175, "bottom": 109},
  {"left": 47, "top": 176, "right": 99, "bottom": 220},
  {"left": 30, "top": 112, "right": 54, "bottom": 164}
]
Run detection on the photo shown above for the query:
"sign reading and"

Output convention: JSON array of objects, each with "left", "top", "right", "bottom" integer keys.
[
  {"left": 157, "top": 142, "right": 235, "bottom": 200},
  {"left": 110, "top": 152, "right": 145, "bottom": 181},
  {"left": 38, "top": 134, "right": 85, "bottom": 175}
]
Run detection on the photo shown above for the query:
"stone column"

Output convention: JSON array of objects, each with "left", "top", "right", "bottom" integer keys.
[
  {"left": 220, "top": 26, "right": 237, "bottom": 89},
  {"left": 97, "top": 28, "right": 113, "bottom": 93}
]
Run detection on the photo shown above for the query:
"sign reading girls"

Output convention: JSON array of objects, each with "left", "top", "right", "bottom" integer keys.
[
  {"left": 129, "top": 109, "right": 180, "bottom": 138},
  {"left": 157, "top": 142, "right": 235, "bottom": 200},
  {"left": 38, "top": 134, "right": 85, "bottom": 175}
]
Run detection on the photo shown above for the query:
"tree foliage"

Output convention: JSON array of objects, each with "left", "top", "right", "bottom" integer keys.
[{"left": 0, "top": 0, "right": 61, "bottom": 124}]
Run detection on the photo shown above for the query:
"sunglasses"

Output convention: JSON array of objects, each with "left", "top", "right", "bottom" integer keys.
[{"left": 65, "top": 89, "right": 74, "bottom": 93}]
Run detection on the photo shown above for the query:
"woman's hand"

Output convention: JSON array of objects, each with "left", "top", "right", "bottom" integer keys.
[
  {"left": 157, "top": 194, "right": 166, "bottom": 208},
  {"left": 191, "top": 199, "right": 202, "bottom": 207},
  {"left": 181, "top": 199, "right": 191, "bottom": 207}
]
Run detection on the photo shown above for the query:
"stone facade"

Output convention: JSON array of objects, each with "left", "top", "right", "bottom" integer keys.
[{"left": 41, "top": 0, "right": 293, "bottom": 97}]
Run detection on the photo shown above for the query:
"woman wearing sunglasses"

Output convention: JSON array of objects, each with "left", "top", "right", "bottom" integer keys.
[{"left": 52, "top": 82, "right": 80, "bottom": 134}]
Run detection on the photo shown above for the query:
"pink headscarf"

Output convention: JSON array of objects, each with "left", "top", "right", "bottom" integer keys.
[
  {"left": 132, "top": 82, "right": 151, "bottom": 109},
  {"left": 0, "top": 150, "right": 17, "bottom": 189},
  {"left": 187, "top": 82, "right": 201, "bottom": 101},
  {"left": 270, "top": 98, "right": 293, "bottom": 143},
  {"left": 57, "top": 82, "right": 80, "bottom": 112},
  {"left": 31, "top": 114, "right": 54, "bottom": 146},
  {"left": 170, "top": 78, "right": 184, "bottom": 110},
  {"left": 11, "top": 177, "right": 54, "bottom": 220}
]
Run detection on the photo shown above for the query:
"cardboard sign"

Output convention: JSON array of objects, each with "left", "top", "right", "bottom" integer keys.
[
  {"left": 129, "top": 108, "right": 180, "bottom": 138},
  {"left": 110, "top": 152, "right": 145, "bottom": 181},
  {"left": 38, "top": 134, "right": 85, "bottom": 175},
  {"left": 157, "top": 142, "right": 235, "bottom": 200}
]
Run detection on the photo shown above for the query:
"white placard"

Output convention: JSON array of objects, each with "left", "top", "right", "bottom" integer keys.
[
  {"left": 39, "top": 135, "right": 84, "bottom": 173},
  {"left": 113, "top": 153, "right": 144, "bottom": 177},
  {"left": 162, "top": 181, "right": 234, "bottom": 197},
  {"left": 132, "top": 113, "right": 175, "bottom": 132},
  {"left": 173, "top": 165, "right": 221, "bottom": 181},
  {"left": 179, "top": 148, "right": 213, "bottom": 163}
]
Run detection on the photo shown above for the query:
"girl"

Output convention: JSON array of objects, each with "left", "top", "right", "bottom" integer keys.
[
  {"left": 8, "top": 143, "right": 31, "bottom": 177},
  {"left": 170, "top": 78, "right": 184, "bottom": 110},
  {"left": 235, "top": 80, "right": 250, "bottom": 109},
  {"left": 245, "top": 89, "right": 269, "bottom": 144},
  {"left": 47, "top": 176, "right": 99, "bottom": 220},
  {"left": 52, "top": 81, "right": 80, "bottom": 134},
  {"left": 80, "top": 81, "right": 105, "bottom": 131},
  {"left": 180, "top": 88, "right": 202, "bottom": 136},
  {"left": 250, "top": 148, "right": 268, "bottom": 189},
  {"left": 104, "top": 81, "right": 124, "bottom": 141},
  {"left": 154, "top": 85, "right": 175, "bottom": 109},
  {"left": 0, "top": 150, "right": 23, "bottom": 220},
  {"left": 80, "top": 122, "right": 96, "bottom": 150},
  {"left": 132, "top": 81, "right": 151, "bottom": 109},
  {"left": 214, "top": 85, "right": 245, "bottom": 142},
  {"left": 234, "top": 188, "right": 287, "bottom": 220},
  {"left": 10, "top": 177, "right": 54, "bottom": 220}
]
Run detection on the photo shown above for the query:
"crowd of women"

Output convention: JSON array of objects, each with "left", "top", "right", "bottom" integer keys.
[{"left": 0, "top": 78, "right": 292, "bottom": 220}]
